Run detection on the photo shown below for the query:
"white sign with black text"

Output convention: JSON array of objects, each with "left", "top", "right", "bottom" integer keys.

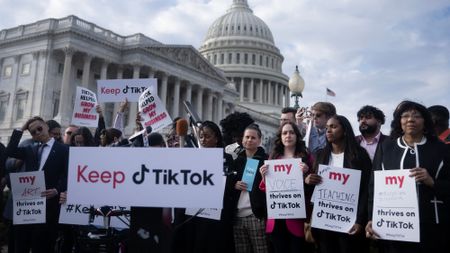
[
  {"left": 10, "top": 171, "right": 46, "bottom": 224},
  {"left": 264, "top": 159, "right": 306, "bottom": 219},
  {"left": 311, "top": 165, "right": 361, "bottom": 233},
  {"left": 372, "top": 170, "right": 420, "bottom": 242}
]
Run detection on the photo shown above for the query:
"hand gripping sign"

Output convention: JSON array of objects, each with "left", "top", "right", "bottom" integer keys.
[
  {"left": 372, "top": 170, "right": 420, "bottom": 242},
  {"left": 264, "top": 159, "right": 306, "bottom": 219},
  {"left": 311, "top": 165, "right": 361, "bottom": 233},
  {"left": 10, "top": 171, "right": 46, "bottom": 224},
  {"left": 71, "top": 86, "right": 99, "bottom": 127},
  {"left": 67, "top": 147, "right": 224, "bottom": 209},
  {"left": 97, "top": 78, "right": 157, "bottom": 102}
]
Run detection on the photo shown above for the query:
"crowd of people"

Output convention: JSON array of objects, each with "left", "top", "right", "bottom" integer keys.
[{"left": 0, "top": 99, "right": 449, "bottom": 253}]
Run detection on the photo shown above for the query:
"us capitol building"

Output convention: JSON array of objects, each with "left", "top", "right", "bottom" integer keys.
[{"left": 0, "top": 0, "right": 289, "bottom": 146}]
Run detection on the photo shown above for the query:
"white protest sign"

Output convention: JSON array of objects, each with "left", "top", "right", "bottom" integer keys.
[
  {"left": 185, "top": 175, "right": 226, "bottom": 220},
  {"left": 10, "top": 171, "right": 46, "bottom": 224},
  {"left": 97, "top": 78, "right": 157, "bottom": 102},
  {"left": 372, "top": 170, "right": 420, "bottom": 242},
  {"left": 67, "top": 147, "right": 224, "bottom": 208},
  {"left": 59, "top": 204, "right": 129, "bottom": 228},
  {"left": 138, "top": 87, "right": 172, "bottom": 132},
  {"left": 265, "top": 159, "right": 306, "bottom": 219},
  {"left": 185, "top": 208, "right": 222, "bottom": 220},
  {"left": 311, "top": 165, "right": 361, "bottom": 233},
  {"left": 71, "top": 86, "right": 99, "bottom": 127}
]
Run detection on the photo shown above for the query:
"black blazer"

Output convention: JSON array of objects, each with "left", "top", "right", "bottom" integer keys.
[
  {"left": 6, "top": 129, "right": 69, "bottom": 223},
  {"left": 227, "top": 147, "right": 268, "bottom": 219},
  {"left": 312, "top": 146, "right": 372, "bottom": 226}
]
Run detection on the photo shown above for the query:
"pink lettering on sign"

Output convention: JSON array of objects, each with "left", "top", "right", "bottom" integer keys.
[
  {"left": 19, "top": 176, "right": 35, "bottom": 185},
  {"left": 80, "top": 101, "right": 95, "bottom": 108},
  {"left": 100, "top": 87, "right": 121, "bottom": 95},
  {"left": 385, "top": 176, "right": 404, "bottom": 188},
  {"left": 273, "top": 164, "right": 292, "bottom": 175},
  {"left": 77, "top": 165, "right": 125, "bottom": 189},
  {"left": 328, "top": 172, "right": 350, "bottom": 185}
]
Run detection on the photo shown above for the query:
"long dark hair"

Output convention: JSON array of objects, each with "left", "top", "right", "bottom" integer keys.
[
  {"left": 71, "top": 127, "right": 96, "bottom": 147},
  {"left": 322, "top": 115, "right": 361, "bottom": 163},
  {"left": 390, "top": 100, "right": 436, "bottom": 140},
  {"left": 271, "top": 121, "right": 307, "bottom": 159},
  {"left": 200, "top": 121, "right": 224, "bottom": 148}
]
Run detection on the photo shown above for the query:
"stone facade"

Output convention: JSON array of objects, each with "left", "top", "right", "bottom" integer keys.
[{"left": 0, "top": 15, "right": 238, "bottom": 142}]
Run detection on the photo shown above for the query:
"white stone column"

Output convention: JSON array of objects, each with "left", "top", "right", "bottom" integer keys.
[
  {"left": 268, "top": 81, "right": 273, "bottom": 104},
  {"left": 81, "top": 54, "right": 92, "bottom": 88},
  {"left": 239, "top": 78, "right": 244, "bottom": 102},
  {"left": 161, "top": 73, "right": 168, "bottom": 106},
  {"left": 180, "top": 81, "right": 192, "bottom": 118},
  {"left": 185, "top": 82, "right": 192, "bottom": 103},
  {"left": 217, "top": 93, "right": 223, "bottom": 122},
  {"left": 275, "top": 83, "right": 279, "bottom": 106},
  {"left": 278, "top": 84, "right": 283, "bottom": 106},
  {"left": 285, "top": 86, "right": 290, "bottom": 107},
  {"left": 0, "top": 58, "right": 3, "bottom": 79},
  {"left": 172, "top": 78, "right": 180, "bottom": 117},
  {"left": 148, "top": 69, "right": 155, "bottom": 78},
  {"left": 100, "top": 60, "right": 109, "bottom": 79},
  {"left": 6, "top": 55, "right": 21, "bottom": 126},
  {"left": 100, "top": 60, "right": 109, "bottom": 123},
  {"left": 259, "top": 79, "right": 263, "bottom": 103},
  {"left": 196, "top": 87, "right": 203, "bottom": 120},
  {"left": 55, "top": 47, "right": 74, "bottom": 125},
  {"left": 26, "top": 52, "right": 40, "bottom": 119},
  {"left": 250, "top": 78, "right": 254, "bottom": 102},
  {"left": 207, "top": 90, "right": 213, "bottom": 121}
]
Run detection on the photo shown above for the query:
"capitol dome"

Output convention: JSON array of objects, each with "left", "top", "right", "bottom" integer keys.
[
  {"left": 199, "top": 0, "right": 289, "bottom": 115},
  {"left": 203, "top": 0, "right": 275, "bottom": 45}
]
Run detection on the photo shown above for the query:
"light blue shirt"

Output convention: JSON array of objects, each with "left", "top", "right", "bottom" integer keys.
[{"left": 309, "top": 127, "right": 326, "bottom": 154}]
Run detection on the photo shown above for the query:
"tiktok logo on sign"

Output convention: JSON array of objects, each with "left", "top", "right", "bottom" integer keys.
[{"left": 132, "top": 164, "right": 215, "bottom": 186}]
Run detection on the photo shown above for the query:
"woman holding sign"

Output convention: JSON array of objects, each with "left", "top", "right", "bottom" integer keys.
[
  {"left": 305, "top": 115, "right": 371, "bottom": 253},
  {"left": 366, "top": 101, "right": 450, "bottom": 253},
  {"left": 229, "top": 123, "right": 269, "bottom": 253},
  {"left": 178, "top": 121, "right": 235, "bottom": 253},
  {"left": 259, "top": 121, "right": 312, "bottom": 253}
]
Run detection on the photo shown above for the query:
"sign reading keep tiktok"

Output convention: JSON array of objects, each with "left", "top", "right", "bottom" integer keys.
[{"left": 67, "top": 147, "right": 224, "bottom": 209}]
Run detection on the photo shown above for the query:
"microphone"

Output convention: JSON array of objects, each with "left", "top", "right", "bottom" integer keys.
[{"left": 176, "top": 119, "right": 188, "bottom": 148}]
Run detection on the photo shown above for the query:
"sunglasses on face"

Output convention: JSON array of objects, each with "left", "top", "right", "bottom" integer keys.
[{"left": 30, "top": 126, "right": 43, "bottom": 136}]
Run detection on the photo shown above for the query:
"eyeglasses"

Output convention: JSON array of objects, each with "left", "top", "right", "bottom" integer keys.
[
  {"left": 401, "top": 113, "right": 423, "bottom": 120},
  {"left": 30, "top": 126, "right": 43, "bottom": 136}
]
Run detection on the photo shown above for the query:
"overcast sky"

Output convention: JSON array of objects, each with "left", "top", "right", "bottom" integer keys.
[{"left": 1, "top": 0, "right": 449, "bottom": 133}]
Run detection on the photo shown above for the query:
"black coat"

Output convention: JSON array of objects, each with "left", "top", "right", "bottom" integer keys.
[
  {"left": 226, "top": 147, "right": 268, "bottom": 219},
  {"left": 369, "top": 137, "right": 450, "bottom": 224},
  {"left": 368, "top": 137, "right": 450, "bottom": 252},
  {"left": 6, "top": 129, "right": 69, "bottom": 223},
  {"left": 313, "top": 146, "right": 372, "bottom": 226}
]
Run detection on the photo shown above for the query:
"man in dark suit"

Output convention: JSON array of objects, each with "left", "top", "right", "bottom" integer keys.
[{"left": 6, "top": 116, "right": 69, "bottom": 253}]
